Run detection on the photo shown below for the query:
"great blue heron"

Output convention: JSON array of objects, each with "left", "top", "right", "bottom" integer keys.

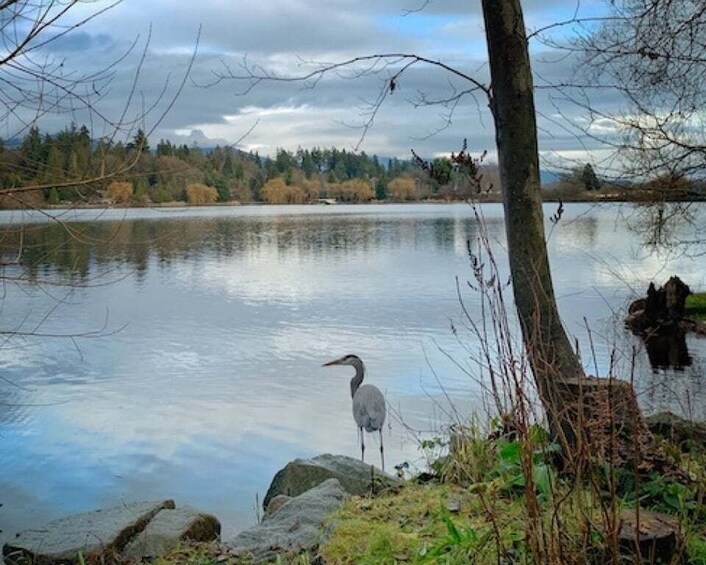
[{"left": 323, "top": 354, "right": 386, "bottom": 471}]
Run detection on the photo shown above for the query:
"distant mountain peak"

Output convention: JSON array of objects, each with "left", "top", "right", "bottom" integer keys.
[{"left": 170, "top": 129, "right": 230, "bottom": 148}]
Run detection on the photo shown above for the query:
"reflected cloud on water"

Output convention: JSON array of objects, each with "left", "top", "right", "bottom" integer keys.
[{"left": 0, "top": 203, "right": 704, "bottom": 538}]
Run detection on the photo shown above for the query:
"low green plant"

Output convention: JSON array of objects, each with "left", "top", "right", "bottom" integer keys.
[
  {"left": 686, "top": 292, "right": 706, "bottom": 320},
  {"left": 687, "top": 533, "right": 706, "bottom": 565},
  {"left": 639, "top": 473, "right": 698, "bottom": 514},
  {"left": 154, "top": 542, "right": 225, "bottom": 565},
  {"left": 444, "top": 424, "right": 559, "bottom": 504},
  {"left": 419, "top": 507, "right": 482, "bottom": 563}
]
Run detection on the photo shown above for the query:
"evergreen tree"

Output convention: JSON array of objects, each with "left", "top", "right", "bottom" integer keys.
[
  {"left": 176, "top": 144, "right": 190, "bottom": 159},
  {"left": 47, "top": 188, "right": 60, "bottom": 205},
  {"left": 249, "top": 173, "right": 264, "bottom": 201},
  {"left": 300, "top": 150, "right": 316, "bottom": 178},
  {"left": 67, "top": 151, "right": 82, "bottom": 180},
  {"left": 375, "top": 177, "right": 388, "bottom": 200},
  {"left": 222, "top": 153, "right": 235, "bottom": 177},
  {"left": 431, "top": 157, "right": 453, "bottom": 186},
  {"left": 20, "top": 126, "right": 45, "bottom": 175},
  {"left": 44, "top": 145, "right": 64, "bottom": 187},
  {"left": 311, "top": 147, "right": 324, "bottom": 172},
  {"left": 156, "top": 139, "right": 175, "bottom": 156},
  {"left": 127, "top": 129, "right": 150, "bottom": 153},
  {"left": 580, "top": 163, "right": 601, "bottom": 191},
  {"left": 214, "top": 177, "right": 230, "bottom": 202}
]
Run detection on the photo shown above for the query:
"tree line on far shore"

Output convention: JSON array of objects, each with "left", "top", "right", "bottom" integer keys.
[
  {"left": 0, "top": 125, "right": 500, "bottom": 208},
  {"left": 1, "top": 125, "right": 704, "bottom": 209}
]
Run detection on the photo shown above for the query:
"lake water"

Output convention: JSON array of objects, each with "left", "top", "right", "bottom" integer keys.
[{"left": 0, "top": 203, "right": 704, "bottom": 539}]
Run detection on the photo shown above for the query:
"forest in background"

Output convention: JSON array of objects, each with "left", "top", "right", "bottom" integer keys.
[
  {"left": 2, "top": 124, "right": 704, "bottom": 209},
  {"left": 0, "top": 125, "right": 503, "bottom": 208}
]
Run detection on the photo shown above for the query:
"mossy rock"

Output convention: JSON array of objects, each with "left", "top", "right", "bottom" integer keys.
[
  {"left": 263, "top": 453, "right": 400, "bottom": 510},
  {"left": 646, "top": 411, "right": 706, "bottom": 451},
  {"left": 3, "top": 501, "right": 175, "bottom": 565}
]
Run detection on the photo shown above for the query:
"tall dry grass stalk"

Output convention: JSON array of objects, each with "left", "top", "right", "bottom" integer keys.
[{"left": 437, "top": 204, "right": 685, "bottom": 563}]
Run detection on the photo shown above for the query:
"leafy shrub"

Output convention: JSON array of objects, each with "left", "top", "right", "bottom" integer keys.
[
  {"left": 106, "top": 181, "right": 133, "bottom": 204},
  {"left": 387, "top": 177, "right": 417, "bottom": 200},
  {"left": 262, "top": 178, "right": 306, "bottom": 204},
  {"left": 186, "top": 183, "right": 218, "bottom": 205}
]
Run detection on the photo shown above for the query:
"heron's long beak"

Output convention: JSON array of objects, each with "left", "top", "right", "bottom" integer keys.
[{"left": 322, "top": 357, "right": 344, "bottom": 367}]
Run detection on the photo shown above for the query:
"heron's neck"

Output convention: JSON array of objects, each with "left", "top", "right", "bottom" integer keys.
[{"left": 349, "top": 358, "right": 365, "bottom": 398}]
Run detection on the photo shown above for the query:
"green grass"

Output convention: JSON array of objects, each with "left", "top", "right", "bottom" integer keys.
[
  {"left": 152, "top": 542, "right": 318, "bottom": 565},
  {"left": 321, "top": 431, "right": 606, "bottom": 564},
  {"left": 686, "top": 292, "right": 706, "bottom": 320},
  {"left": 319, "top": 482, "right": 528, "bottom": 565},
  {"left": 320, "top": 429, "right": 706, "bottom": 565},
  {"left": 151, "top": 427, "right": 706, "bottom": 564}
]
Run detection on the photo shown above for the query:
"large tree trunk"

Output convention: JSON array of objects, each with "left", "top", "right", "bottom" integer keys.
[
  {"left": 481, "top": 0, "right": 582, "bottom": 394},
  {"left": 480, "top": 0, "right": 652, "bottom": 468}
]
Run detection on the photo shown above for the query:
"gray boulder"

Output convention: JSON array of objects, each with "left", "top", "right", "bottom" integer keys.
[
  {"left": 227, "top": 478, "right": 346, "bottom": 563},
  {"left": 263, "top": 453, "right": 399, "bottom": 510},
  {"left": 3, "top": 500, "right": 174, "bottom": 565},
  {"left": 264, "top": 495, "right": 292, "bottom": 520},
  {"left": 3, "top": 501, "right": 221, "bottom": 565},
  {"left": 122, "top": 507, "right": 221, "bottom": 559}
]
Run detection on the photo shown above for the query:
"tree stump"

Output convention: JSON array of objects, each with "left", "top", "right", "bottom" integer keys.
[
  {"left": 625, "top": 276, "right": 706, "bottom": 369},
  {"left": 616, "top": 509, "right": 680, "bottom": 564},
  {"left": 626, "top": 276, "right": 691, "bottom": 336},
  {"left": 551, "top": 376, "right": 653, "bottom": 470}
]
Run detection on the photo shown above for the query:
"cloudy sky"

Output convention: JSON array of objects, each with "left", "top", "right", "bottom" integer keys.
[{"left": 12, "top": 0, "right": 618, "bottom": 166}]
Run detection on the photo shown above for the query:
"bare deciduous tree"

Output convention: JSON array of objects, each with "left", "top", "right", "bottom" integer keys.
[
  {"left": 0, "top": 1, "right": 197, "bottom": 346},
  {"left": 540, "top": 0, "right": 706, "bottom": 250},
  {"left": 578, "top": 1, "right": 706, "bottom": 178},
  {"left": 0, "top": 1, "right": 198, "bottom": 207},
  {"left": 482, "top": 0, "right": 652, "bottom": 468}
]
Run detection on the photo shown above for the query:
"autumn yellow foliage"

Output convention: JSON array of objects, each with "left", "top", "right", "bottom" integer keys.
[
  {"left": 186, "top": 183, "right": 218, "bottom": 205},
  {"left": 387, "top": 177, "right": 417, "bottom": 201},
  {"left": 301, "top": 178, "right": 322, "bottom": 201},
  {"left": 262, "top": 178, "right": 306, "bottom": 204},
  {"left": 327, "top": 179, "right": 373, "bottom": 202},
  {"left": 106, "top": 181, "right": 133, "bottom": 204}
]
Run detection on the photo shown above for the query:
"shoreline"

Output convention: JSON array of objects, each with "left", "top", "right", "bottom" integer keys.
[{"left": 15, "top": 193, "right": 706, "bottom": 212}]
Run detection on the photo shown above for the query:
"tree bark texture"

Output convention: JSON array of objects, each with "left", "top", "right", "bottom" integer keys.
[
  {"left": 480, "top": 0, "right": 652, "bottom": 467},
  {"left": 481, "top": 0, "right": 582, "bottom": 393}
]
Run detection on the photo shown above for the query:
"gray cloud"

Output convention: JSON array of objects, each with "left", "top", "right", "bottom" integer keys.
[
  {"left": 45, "top": 31, "right": 116, "bottom": 53},
  {"left": 12, "top": 0, "right": 622, "bottom": 166}
]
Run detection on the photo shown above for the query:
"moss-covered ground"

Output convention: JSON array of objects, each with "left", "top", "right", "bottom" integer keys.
[{"left": 154, "top": 428, "right": 706, "bottom": 564}]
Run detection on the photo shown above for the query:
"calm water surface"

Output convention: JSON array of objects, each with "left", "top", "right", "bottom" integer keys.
[{"left": 0, "top": 203, "right": 704, "bottom": 539}]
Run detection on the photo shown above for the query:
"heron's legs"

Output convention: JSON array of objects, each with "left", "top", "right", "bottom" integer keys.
[
  {"left": 379, "top": 429, "right": 385, "bottom": 472},
  {"left": 360, "top": 427, "right": 365, "bottom": 462}
]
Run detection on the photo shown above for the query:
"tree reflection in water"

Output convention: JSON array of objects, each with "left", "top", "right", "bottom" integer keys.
[{"left": 644, "top": 331, "right": 692, "bottom": 371}]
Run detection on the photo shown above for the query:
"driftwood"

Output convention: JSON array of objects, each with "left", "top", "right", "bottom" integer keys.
[{"left": 682, "top": 318, "right": 706, "bottom": 336}]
